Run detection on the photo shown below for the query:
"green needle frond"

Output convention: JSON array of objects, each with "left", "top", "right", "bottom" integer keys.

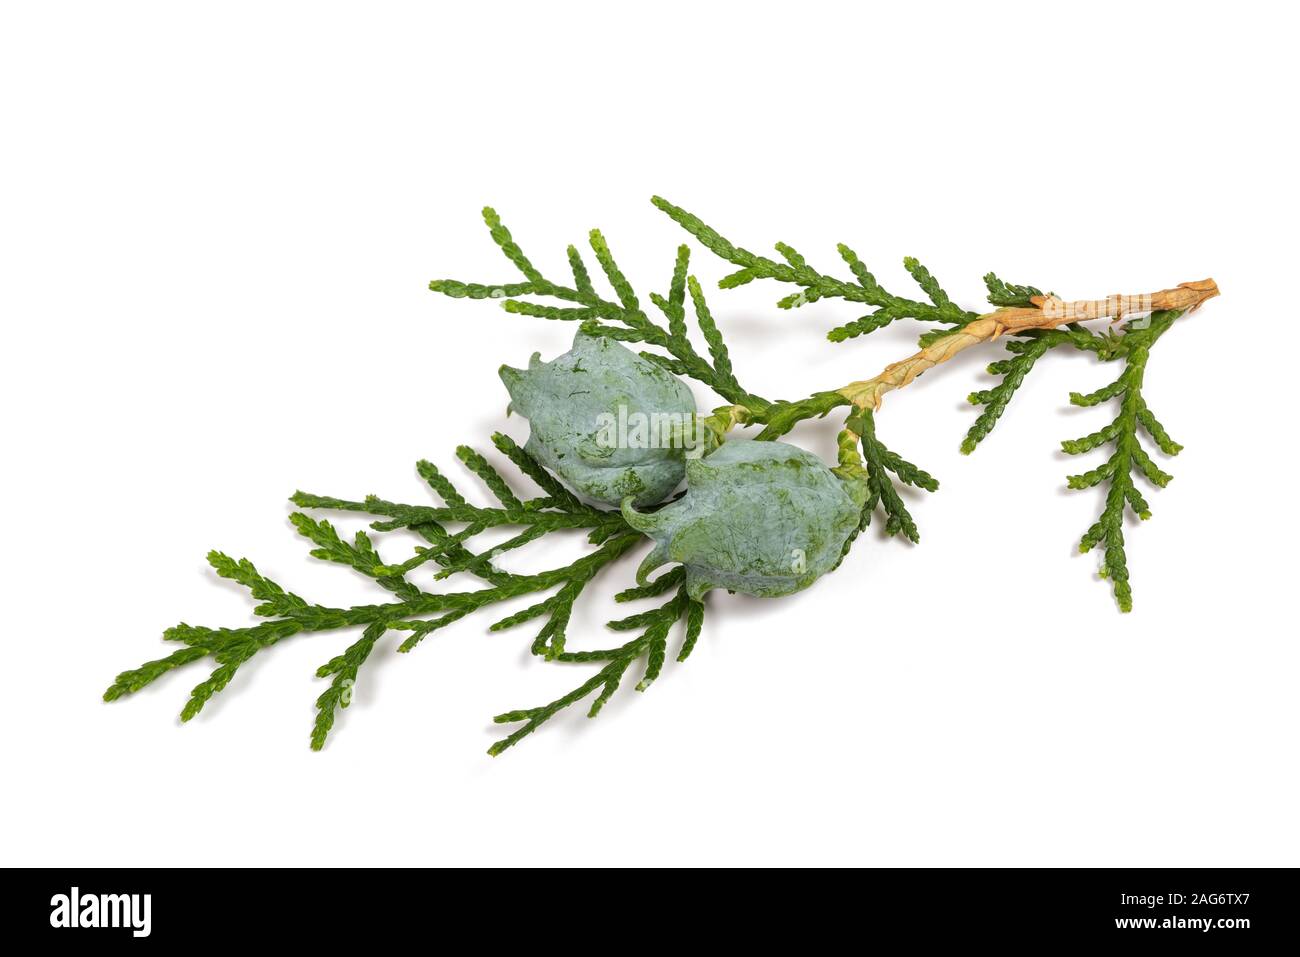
[
  {"left": 432, "top": 206, "right": 765, "bottom": 410},
  {"left": 487, "top": 586, "right": 701, "bottom": 756},
  {"left": 983, "top": 272, "right": 1045, "bottom": 308},
  {"left": 850, "top": 409, "right": 938, "bottom": 544},
  {"left": 105, "top": 442, "right": 667, "bottom": 751},
  {"left": 651, "top": 195, "right": 976, "bottom": 336},
  {"left": 1063, "top": 312, "right": 1184, "bottom": 612}
]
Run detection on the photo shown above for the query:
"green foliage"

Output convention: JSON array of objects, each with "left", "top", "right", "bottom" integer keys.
[
  {"left": 849, "top": 409, "right": 938, "bottom": 543},
  {"left": 960, "top": 302, "right": 1186, "bottom": 611},
  {"left": 109, "top": 199, "right": 1209, "bottom": 754},
  {"left": 104, "top": 437, "right": 710, "bottom": 753},
  {"left": 983, "top": 272, "right": 1045, "bottom": 308},
  {"left": 961, "top": 317, "right": 1129, "bottom": 455},
  {"left": 1065, "top": 313, "right": 1182, "bottom": 612},
  {"left": 961, "top": 333, "right": 1060, "bottom": 454},
  {"left": 431, "top": 207, "right": 767, "bottom": 414},
  {"left": 488, "top": 584, "right": 702, "bottom": 756},
  {"left": 651, "top": 195, "right": 977, "bottom": 342},
  {"left": 650, "top": 201, "right": 1199, "bottom": 609}
]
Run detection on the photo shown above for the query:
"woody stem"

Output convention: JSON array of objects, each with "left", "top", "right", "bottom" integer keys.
[{"left": 835, "top": 279, "right": 1219, "bottom": 412}]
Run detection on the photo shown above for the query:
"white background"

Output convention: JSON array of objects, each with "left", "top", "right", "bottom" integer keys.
[{"left": 2, "top": 1, "right": 1297, "bottom": 867}]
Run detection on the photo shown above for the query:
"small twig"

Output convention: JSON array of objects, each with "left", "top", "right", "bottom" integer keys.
[{"left": 837, "top": 280, "right": 1219, "bottom": 411}]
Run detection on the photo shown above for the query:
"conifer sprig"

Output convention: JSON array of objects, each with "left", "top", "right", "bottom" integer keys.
[
  {"left": 108, "top": 199, "right": 1217, "bottom": 755},
  {"left": 430, "top": 209, "right": 768, "bottom": 413},
  {"left": 648, "top": 204, "right": 1212, "bottom": 608},
  {"left": 487, "top": 582, "right": 701, "bottom": 756},
  {"left": 438, "top": 202, "right": 1213, "bottom": 609},
  {"left": 1063, "top": 312, "right": 1182, "bottom": 611},
  {"left": 957, "top": 274, "right": 1128, "bottom": 454},
  {"left": 104, "top": 440, "right": 687, "bottom": 751},
  {"left": 952, "top": 285, "right": 1189, "bottom": 608},
  {"left": 850, "top": 409, "right": 939, "bottom": 543},
  {"left": 650, "top": 195, "right": 978, "bottom": 337}
]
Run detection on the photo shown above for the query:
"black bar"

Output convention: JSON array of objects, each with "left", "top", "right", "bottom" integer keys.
[{"left": 8, "top": 868, "right": 1297, "bottom": 946}]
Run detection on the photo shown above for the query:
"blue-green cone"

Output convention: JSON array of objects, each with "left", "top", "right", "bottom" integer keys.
[
  {"left": 499, "top": 331, "right": 697, "bottom": 507},
  {"left": 621, "top": 439, "right": 868, "bottom": 599}
]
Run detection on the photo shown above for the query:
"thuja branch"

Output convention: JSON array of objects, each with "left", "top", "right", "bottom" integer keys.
[
  {"left": 650, "top": 196, "right": 1218, "bottom": 427},
  {"left": 702, "top": 279, "right": 1217, "bottom": 437},
  {"left": 689, "top": 279, "right": 1215, "bottom": 549},
  {"left": 1064, "top": 311, "right": 1186, "bottom": 611},
  {"left": 430, "top": 200, "right": 1221, "bottom": 603},
  {"left": 649, "top": 199, "right": 1218, "bottom": 605},
  {"left": 430, "top": 210, "right": 769, "bottom": 413},
  {"left": 108, "top": 198, "right": 1223, "bottom": 757},
  {"left": 104, "top": 438, "right": 662, "bottom": 751},
  {"left": 650, "top": 194, "right": 975, "bottom": 331}
]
